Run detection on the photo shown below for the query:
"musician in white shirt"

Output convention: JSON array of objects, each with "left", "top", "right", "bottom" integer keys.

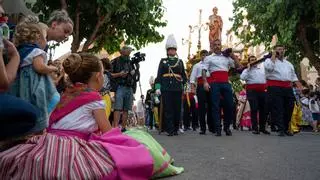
[
  {"left": 240, "top": 56, "right": 270, "bottom": 135},
  {"left": 202, "top": 39, "right": 242, "bottom": 136},
  {"left": 264, "top": 44, "right": 302, "bottom": 136},
  {"left": 190, "top": 50, "right": 214, "bottom": 135}
]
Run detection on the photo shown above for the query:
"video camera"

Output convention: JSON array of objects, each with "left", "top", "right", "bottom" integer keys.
[
  {"left": 129, "top": 52, "right": 146, "bottom": 94},
  {"left": 131, "top": 52, "right": 146, "bottom": 65}
]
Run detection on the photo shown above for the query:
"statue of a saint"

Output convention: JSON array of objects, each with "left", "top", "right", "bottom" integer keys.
[{"left": 208, "top": 7, "right": 223, "bottom": 51}]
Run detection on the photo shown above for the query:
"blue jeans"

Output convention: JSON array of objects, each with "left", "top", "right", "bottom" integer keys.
[
  {"left": 209, "top": 83, "right": 234, "bottom": 132},
  {"left": 114, "top": 86, "right": 133, "bottom": 111},
  {"left": 0, "top": 94, "right": 39, "bottom": 139}
]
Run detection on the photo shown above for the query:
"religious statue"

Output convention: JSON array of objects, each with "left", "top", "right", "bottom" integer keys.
[{"left": 208, "top": 7, "right": 223, "bottom": 51}]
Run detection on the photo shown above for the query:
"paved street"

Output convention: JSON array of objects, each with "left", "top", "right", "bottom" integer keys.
[{"left": 151, "top": 130, "right": 320, "bottom": 180}]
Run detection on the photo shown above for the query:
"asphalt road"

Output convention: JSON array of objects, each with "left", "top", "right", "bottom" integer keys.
[{"left": 151, "top": 130, "right": 320, "bottom": 180}]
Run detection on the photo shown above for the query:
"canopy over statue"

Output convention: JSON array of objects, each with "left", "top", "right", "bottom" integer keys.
[{"left": 208, "top": 7, "right": 223, "bottom": 51}]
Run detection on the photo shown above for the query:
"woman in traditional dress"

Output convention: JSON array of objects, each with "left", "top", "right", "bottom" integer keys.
[
  {"left": 0, "top": 53, "right": 183, "bottom": 179},
  {"left": 236, "top": 87, "right": 252, "bottom": 130}
]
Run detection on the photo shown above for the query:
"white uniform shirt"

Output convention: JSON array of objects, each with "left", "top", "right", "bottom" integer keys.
[
  {"left": 189, "top": 61, "right": 209, "bottom": 84},
  {"left": 240, "top": 64, "right": 266, "bottom": 84},
  {"left": 203, "top": 54, "right": 235, "bottom": 73},
  {"left": 264, "top": 58, "right": 298, "bottom": 82}
]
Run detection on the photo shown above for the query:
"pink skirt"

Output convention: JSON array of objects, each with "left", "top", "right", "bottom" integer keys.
[
  {"left": 0, "top": 133, "right": 116, "bottom": 179},
  {"left": 240, "top": 111, "right": 252, "bottom": 128}
]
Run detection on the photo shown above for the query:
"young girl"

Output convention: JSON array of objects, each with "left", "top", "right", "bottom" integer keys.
[
  {"left": 236, "top": 87, "right": 252, "bottom": 131},
  {"left": 309, "top": 92, "right": 320, "bottom": 132},
  {"left": 10, "top": 16, "right": 59, "bottom": 133},
  {"left": 100, "top": 57, "right": 113, "bottom": 119},
  {"left": 300, "top": 89, "right": 313, "bottom": 126},
  {"left": 0, "top": 53, "right": 183, "bottom": 179}
]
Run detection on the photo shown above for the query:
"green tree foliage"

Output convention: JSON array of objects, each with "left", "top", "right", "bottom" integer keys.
[
  {"left": 27, "top": 0, "right": 167, "bottom": 53},
  {"left": 231, "top": 0, "right": 320, "bottom": 73}
]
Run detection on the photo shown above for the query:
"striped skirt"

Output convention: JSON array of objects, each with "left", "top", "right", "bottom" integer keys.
[{"left": 0, "top": 133, "right": 115, "bottom": 180}]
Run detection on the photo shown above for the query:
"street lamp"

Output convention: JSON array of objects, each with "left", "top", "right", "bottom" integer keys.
[
  {"left": 238, "top": 10, "right": 255, "bottom": 63},
  {"left": 182, "top": 25, "right": 194, "bottom": 60},
  {"left": 193, "top": 9, "right": 208, "bottom": 58},
  {"left": 183, "top": 9, "right": 208, "bottom": 76}
]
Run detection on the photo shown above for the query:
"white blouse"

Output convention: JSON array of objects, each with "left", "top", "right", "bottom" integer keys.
[
  {"left": 51, "top": 100, "right": 105, "bottom": 133},
  {"left": 20, "top": 48, "right": 47, "bottom": 68}
]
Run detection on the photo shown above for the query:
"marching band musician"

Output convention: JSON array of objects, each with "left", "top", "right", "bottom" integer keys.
[
  {"left": 202, "top": 39, "right": 242, "bottom": 136},
  {"left": 240, "top": 55, "right": 270, "bottom": 135},
  {"left": 190, "top": 49, "right": 214, "bottom": 135},
  {"left": 264, "top": 45, "right": 302, "bottom": 136},
  {"left": 155, "top": 34, "right": 187, "bottom": 136}
]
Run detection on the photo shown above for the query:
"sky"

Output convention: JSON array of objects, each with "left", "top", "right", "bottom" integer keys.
[{"left": 53, "top": 0, "right": 234, "bottom": 102}]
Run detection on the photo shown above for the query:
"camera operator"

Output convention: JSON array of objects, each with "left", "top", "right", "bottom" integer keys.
[{"left": 111, "top": 46, "right": 136, "bottom": 131}]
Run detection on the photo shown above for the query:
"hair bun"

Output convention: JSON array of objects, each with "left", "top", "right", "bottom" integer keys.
[
  {"left": 63, "top": 53, "right": 83, "bottom": 76},
  {"left": 23, "top": 15, "right": 40, "bottom": 24}
]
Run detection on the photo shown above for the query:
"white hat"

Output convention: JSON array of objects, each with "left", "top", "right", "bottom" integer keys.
[
  {"left": 165, "top": 34, "right": 177, "bottom": 50},
  {"left": 149, "top": 76, "right": 155, "bottom": 85}
]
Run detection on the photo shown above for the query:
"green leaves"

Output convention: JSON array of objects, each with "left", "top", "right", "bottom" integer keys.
[
  {"left": 29, "top": 0, "right": 167, "bottom": 54},
  {"left": 231, "top": 0, "right": 320, "bottom": 73}
]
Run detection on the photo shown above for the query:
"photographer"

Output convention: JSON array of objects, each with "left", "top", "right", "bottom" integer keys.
[{"left": 111, "top": 46, "right": 136, "bottom": 131}]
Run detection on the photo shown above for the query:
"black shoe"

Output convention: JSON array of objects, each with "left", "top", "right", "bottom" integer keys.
[
  {"left": 271, "top": 126, "right": 278, "bottom": 132},
  {"left": 173, "top": 131, "right": 178, "bottom": 136},
  {"left": 252, "top": 130, "right": 260, "bottom": 135},
  {"left": 167, "top": 133, "right": 174, "bottom": 136},
  {"left": 193, "top": 127, "right": 197, "bottom": 131},
  {"left": 215, "top": 132, "right": 222, "bottom": 136},
  {"left": 278, "top": 132, "right": 285, "bottom": 137},
  {"left": 225, "top": 129, "right": 232, "bottom": 136},
  {"left": 121, "top": 128, "right": 127, "bottom": 132},
  {"left": 285, "top": 131, "right": 294, "bottom": 136},
  {"left": 260, "top": 130, "right": 271, "bottom": 135},
  {"left": 199, "top": 131, "right": 206, "bottom": 135},
  {"left": 209, "top": 129, "right": 216, "bottom": 133}
]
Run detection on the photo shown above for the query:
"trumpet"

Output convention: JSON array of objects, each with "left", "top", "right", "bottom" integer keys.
[{"left": 248, "top": 52, "right": 272, "bottom": 66}]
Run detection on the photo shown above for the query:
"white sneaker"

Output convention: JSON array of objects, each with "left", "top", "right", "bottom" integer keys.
[{"left": 179, "top": 128, "right": 184, "bottom": 133}]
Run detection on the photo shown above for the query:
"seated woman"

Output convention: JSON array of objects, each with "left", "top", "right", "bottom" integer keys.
[{"left": 0, "top": 53, "right": 183, "bottom": 179}]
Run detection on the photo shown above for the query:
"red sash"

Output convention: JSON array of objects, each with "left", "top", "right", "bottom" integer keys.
[
  {"left": 267, "top": 80, "right": 291, "bottom": 88},
  {"left": 246, "top": 84, "right": 267, "bottom": 92},
  {"left": 49, "top": 83, "right": 102, "bottom": 126},
  {"left": 197, "top": 77, "right": 204, "bottom": 85},
  {"left": 209, "top": 71, "right": 229, "bottom": 83},
  {"left": 183, "top": 92, "right": 195, "bottom": 100}
]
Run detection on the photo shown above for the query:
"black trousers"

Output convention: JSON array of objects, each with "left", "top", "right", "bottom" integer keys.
[
  {"left": 147, "top": 108, "right": 154, "bottom": 128},
  {"left": 267, "top": 86, "right": 295, "bottom": 133},
  {"left": 183, "top": 95, "right": 198, "bottom": 129},
  {"left": 247, "top": 90, "right": 267, "bottom": 131},
  {"left": 162, "top": 91, "right": 182, "bottom": 134},
  {"left": 197, "top": 86, "right": 214, "bottom": 132}
]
